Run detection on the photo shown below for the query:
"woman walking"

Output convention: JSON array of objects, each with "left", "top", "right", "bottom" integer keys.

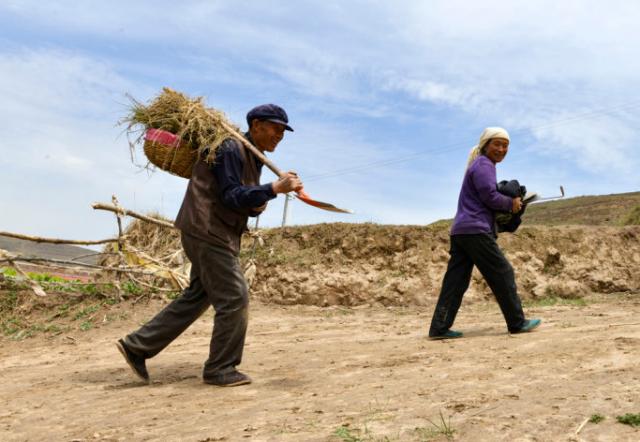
[{"left": 429, "top": 127, "right": 541, "bottom": 339}]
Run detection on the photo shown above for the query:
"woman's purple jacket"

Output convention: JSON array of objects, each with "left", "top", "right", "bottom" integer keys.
[{"left": 450, "top": 156, "right": 514, "bottom": 236}]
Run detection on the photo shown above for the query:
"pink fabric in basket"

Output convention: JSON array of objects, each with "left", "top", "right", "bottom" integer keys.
[{"left": 145, "top": 128, "right": 182, "bottom": 147}]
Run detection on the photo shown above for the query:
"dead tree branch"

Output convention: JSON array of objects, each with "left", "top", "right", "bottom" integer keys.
[
  {"left": 0, "top": 257, "right": 156, "bottom": 275},
  {"left": 0, "top": 231, "right": 116, "bottom": 245},
  {"left": 91, "top": 202, "right": 176, "bottom": 229},
  {"left": 6, "top": 260, "right": 47, "bottom": 297}
]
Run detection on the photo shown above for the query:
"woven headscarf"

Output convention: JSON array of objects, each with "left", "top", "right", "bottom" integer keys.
[{"left": 465, "top": 127, "right": 510, "bottom": 172}]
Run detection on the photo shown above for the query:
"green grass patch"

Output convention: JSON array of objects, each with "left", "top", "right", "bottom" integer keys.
[
  {"left": 122, "top": 280, "right": 143, "bottom": 295},
  {"left": 3, "top": 318, "right": 22, "bottom": 335},
  {"left": 616, "top": 413, "right": 640, "bottom": 427},
  {"left": 623, "top": 204, "right": 640, "bottom": 226},
  {"left": 327, "top": 397, "right": 404, "bottom": 441},
  {"left": 425, "top": 410, "right": 457, "bottom": 438},
  {"left": 167, "top": 291, "right": 181, "bottom": 300},
  {"left": 73, "top": 304, "right": 100, "bottom": 320},
  {"left": 589, "top": 413, "right": 605, "bottom": 424}
]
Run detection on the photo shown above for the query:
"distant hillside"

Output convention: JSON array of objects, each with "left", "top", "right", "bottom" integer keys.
[
  {"left": 522, "top": 191, "right": 640, "bottom": 226},
  {"left": 434, "top": 191, "right": 640, "bottom": 227},
  {"left": 0, "top": 236, "right": 99, "bottom": 265}
]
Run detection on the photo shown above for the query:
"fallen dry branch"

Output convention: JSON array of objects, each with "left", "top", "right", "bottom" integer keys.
[
  {"left": 111, "top": 195, "right": 126, "bottom": 302},
  {"left": 0, "top": 231, "right": 116, "bottom": 245},
  {"left": 129, "top": 277, "right": 181, "bottom": 293},
  {"left": 70, "top": 248, "right": 150, "bottom": 262},
  {"left": 10, "top": 279, "right": 121, "bottom": 288},
  {"left": 5, "top": 260, "right": 47, "bottom": 297},
  {"left": 133, "top": 292, "right": 148, "bottom": 305},
  {"left": 575, "top": 417, "right": 589, "bottom": 441},
  {"left": 92, "top": 202, "right": 176, "bottom": 229},
  {"left": 471, "top": 404, "right": 501, "bottom": 417},
  {"left": 0, "top": 257, "right": 156, "bottom": 276}
]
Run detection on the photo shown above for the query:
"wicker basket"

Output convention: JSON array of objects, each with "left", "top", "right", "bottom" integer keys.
[{"left": 143, "top": 128, "right": 197, "bottom": 178}]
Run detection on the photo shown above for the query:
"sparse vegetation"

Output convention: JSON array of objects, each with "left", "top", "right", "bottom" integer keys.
[
  {"left": 523, "top": 191, "right": 640, "bottom": 226},
  {"left": 1, "top": 267, "right": 114, "bottom": 296},
  {"left": 328, "top": 397, "right": 398, "bottom": 442},
  {"left": 330, "top": 422, "right": 392, "bottom": 442},
  {"left": 122, "top": 280, "right": 143, "bottom": 295},
  {"left": 543, "top": 267, "right": 563, "bottom": 276},
  {"left": 589, "top": 413, "right": 605, "bottom": 424},
  {"left": 0, "top": 268, "right": 150, "bottom": 339},
  {"left": 413, "top": 412, "right": 459, "bottom": 440},
  {"left": 623, "top": 204, "right": 640, "bottom": 226},
  {"left": 167, "top": 291, "right": 181, "bottom": 300},
  {"left": 426, "top": 411, "right": 457, "bottom": 438},
  {"left": 616, "top": 413, "right": 640, "bottom": 427},
  {"left": 73, "top": 304, "right": 100, "bottom": 320},
  {"left": 273, "top": 421, "right": 292, "bottom": 435}
]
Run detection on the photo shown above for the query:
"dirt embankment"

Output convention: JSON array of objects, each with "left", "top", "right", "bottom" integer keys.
[
  {"left": 2, "top": 222, "right": 640, "bottom": 442},
  {"left": 244, "top": 224, "right": 640, "bottom": 306}
]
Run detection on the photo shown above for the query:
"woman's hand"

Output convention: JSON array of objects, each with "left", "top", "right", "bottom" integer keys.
[{"left": 512, "top": 197, "right": 523, "bottom": 213}]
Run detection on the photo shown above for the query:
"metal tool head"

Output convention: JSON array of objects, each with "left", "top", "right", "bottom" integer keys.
[{"left": 295, "top": 192, "right": 354, "bottom": 214}]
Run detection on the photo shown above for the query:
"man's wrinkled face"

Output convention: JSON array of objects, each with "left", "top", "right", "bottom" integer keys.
[{"left": 251, "top": 120, "right": 286, "bottom": 153}]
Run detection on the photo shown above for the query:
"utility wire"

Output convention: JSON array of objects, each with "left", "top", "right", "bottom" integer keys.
[{"left": 301, "top": 99, "right": 640, "bottom": 183}]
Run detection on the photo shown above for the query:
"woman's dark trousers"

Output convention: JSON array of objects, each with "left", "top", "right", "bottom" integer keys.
[{"left": 429, "top": 233, "right": 526, "bottom": 336}]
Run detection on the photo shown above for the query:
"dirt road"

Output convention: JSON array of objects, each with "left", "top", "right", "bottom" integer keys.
[{"left": 1, "top": 296, "right": 639, "bottom": 442}]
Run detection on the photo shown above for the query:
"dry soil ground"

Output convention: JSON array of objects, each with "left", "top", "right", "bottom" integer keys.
[{"left": 2, "top": 295, "right": 640, "bottom": 442}]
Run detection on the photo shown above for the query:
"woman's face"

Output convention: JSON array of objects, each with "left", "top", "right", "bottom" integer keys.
[{"left": 483, "top": 138, "right": 509, "bottom": 164}]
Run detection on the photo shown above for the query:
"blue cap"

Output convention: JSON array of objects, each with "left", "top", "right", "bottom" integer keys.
[{"left": 246, "top": 104, "right": 294, "bottom": 132}]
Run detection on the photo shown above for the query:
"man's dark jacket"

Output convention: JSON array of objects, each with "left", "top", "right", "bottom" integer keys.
[{"left": 174, "top": 139, "right": 260, "bottom": 255}]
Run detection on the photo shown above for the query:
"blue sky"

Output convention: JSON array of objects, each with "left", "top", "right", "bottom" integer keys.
[{"left": 1, "top": 0, "right": 639, "bottom": 241}]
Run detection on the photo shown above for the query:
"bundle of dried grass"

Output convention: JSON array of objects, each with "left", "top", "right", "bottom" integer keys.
[{"left": 121, "top": 87, "right": 242, "bottom": 178}]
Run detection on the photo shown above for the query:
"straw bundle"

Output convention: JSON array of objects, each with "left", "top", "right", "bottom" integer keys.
[{"left": 122, "top": 87, "right": 241, "bottom": 178}]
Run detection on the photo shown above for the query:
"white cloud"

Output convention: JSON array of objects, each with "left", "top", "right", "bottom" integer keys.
[
  {"left": 1, "top": 0, "right": 639, "bottom": 242},
  {"left": 0, "top": 46, "right": 182, "bottom": 239}
]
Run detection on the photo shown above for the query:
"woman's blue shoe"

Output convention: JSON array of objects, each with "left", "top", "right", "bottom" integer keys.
[
  {"left": 429, "top": 330, "right": 463, "bottom": 340},
  {"left": 516, "top": 318, "right": 541, "bottom": 333}
]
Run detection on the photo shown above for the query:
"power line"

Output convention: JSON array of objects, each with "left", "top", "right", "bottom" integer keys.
[{"left": 301, "top": 99, "right": 640, "bottom": 183}]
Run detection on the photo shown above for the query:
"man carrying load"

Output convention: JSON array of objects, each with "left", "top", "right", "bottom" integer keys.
[{"left": 117, "top": 104, "right": 303, "bottom": 387}]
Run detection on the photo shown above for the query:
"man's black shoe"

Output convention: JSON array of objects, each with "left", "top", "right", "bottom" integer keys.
[
  {"left": 204, "top": 371, "right": 251, "bottom": 387},
  {"left": 116, "top": 338, "right": 149, "bottom": 382}
]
